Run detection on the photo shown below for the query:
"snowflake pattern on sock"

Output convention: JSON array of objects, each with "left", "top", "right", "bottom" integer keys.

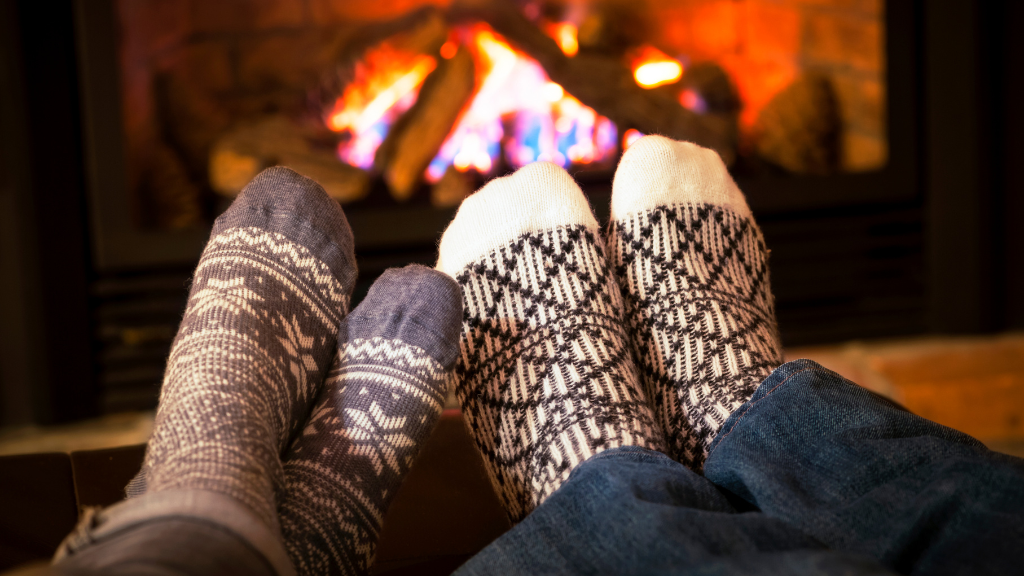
[
  {"left": 278, "top": 337, "right": 451, "bottom": 576},
  {"left": 454, "top": 224, "right": 665, "bottom": 521},
  {"left": 609, "top": 203, "right": 783, "bottom": 470},
  {"left": 143, "top": 226, "right": 350, "bottom": 527}
]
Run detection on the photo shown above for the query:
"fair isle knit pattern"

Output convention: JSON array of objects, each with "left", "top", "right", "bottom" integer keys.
[
  {"left": 142, "top": 167, "right": 355, "bottom": 530},
  {"left": 608, "top": 136, "right": 783, "bottom": 471},
  {"left": 439, "top": 163, "right": 665, "bottom": 522},
  {"left": 276, "top": 265, "right": 462, "bottom": 576},
  {"left": 278, "top": 338, "right": 451, "bottom": 575}
]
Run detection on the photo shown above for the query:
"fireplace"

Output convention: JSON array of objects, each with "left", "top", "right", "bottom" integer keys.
[
  {"left": 89, "top": 0, "right": 895, "bottom": 238},
  {"left": 79, "top": 0, "right": 913, "bottom": 414},
  {"left": 2, "top": 0, "right": 1019, "bottom": 424}
]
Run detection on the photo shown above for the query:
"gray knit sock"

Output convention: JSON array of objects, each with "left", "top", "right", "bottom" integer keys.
[
  {"left": 436, "top": 162, "right": 667, "bottom": 522},
  {"left": 277, "top": 265, "right": 462, "bottom": 576},
  {"left": 140, "top": 167, "right": 357, "bottom": 531},
  {"left": 608, "top": 136, "right": 783, "bottom": 471}
]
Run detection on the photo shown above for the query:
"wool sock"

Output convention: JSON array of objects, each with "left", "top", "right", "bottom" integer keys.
[
  {"left": 437, "top": 162, "right": 666, "bottom": 522},
  {"left": 276, "top": 265, "right": 462, "bottom": 576},
  {"left": 140, "top": 167, "right": 357, "bottom": 531},
  {"left": 608, "top": 136, "right": 783, "bottom": 471}
]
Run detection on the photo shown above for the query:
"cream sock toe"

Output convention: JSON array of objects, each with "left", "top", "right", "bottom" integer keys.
[
  {"left": 438, "top": 162, "right": 665, "bottom": 521},
  {"left": 609, "top": 136, "right": 783, "bottom": 471}
]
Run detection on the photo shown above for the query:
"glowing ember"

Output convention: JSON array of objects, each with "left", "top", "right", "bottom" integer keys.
[
  {"left": 632, "top": 46, "right": 683, "bottom": 89},
  {"left": 425, "top": 25, "right": 616, "bottom": 182},
  {"left": 439, "top": 40, "right": 458, "bottom": 60},
  {"left": 623, "top": 128, "right": 644, "bottom": 149},
  {"left": 679, "top": 88, "right": 708, "bottom": 113},
  {"left": 545, "top": 22, "right": 579, "bottom": 57},
  {"left": 326, "top": 44, "right": 437, "bottom": 169}
]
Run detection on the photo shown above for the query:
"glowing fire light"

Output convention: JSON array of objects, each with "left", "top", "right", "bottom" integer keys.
[
  {"left": 425, "top": 25, "right": 616, "bottom": 182},
  {"left": 326, "top": 24, "right": 616, "bottom": 182},
  {"left": 440, "top": 40, "right": 458, "bottom": 60},
  {"left": 545, "top": 22, "right": 579, "bottom": 57},
  {"left": 623, "top": 128, "right": 644, "bottom": 149},
  {"left": 632, "top": 46, "right": 683, "bottom": 89},
  {"left": 326, "top": 44, "right": 437, "bottom": 168},
  {"left": 679, "top": 88, "right": 707, "bottom": 113}
]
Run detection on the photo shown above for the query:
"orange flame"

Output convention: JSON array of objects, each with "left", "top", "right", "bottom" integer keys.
[
  {"left": 623, "top": 128, "right": 644, "bottom": 149},
  {"left": 324, "top": 23, "right": 617, "bottom": 181},
  {"left": 426, "top": 24, "right": 617, "bottom": 180},
  {"left": 632, "top": 46, "right": 683, "bottom": 89},
  {"left": 544, "top": 22, "right": 579, "bottom": 57},
  {"left": 326, "top": 43, "right": 437, "bottom": 168}
]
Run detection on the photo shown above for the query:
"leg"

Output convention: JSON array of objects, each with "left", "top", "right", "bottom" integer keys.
[
  {"left": 436, "top": 162, "right": 667, "bottom": 521},
  {"left": 705, "top": 360, "right": 1024, "bottom": 576},
  {"left": 456, "top": 446, "right": 896, "bottom": 576},
  {"left": 607, "top": 136, "right": 783, "bottom": 471},
  {"left": 277, "top": 265, "right": 463, "bottom": 576},
  {"left": 54, "top": 167, "right": 356, "bottom": 575}
]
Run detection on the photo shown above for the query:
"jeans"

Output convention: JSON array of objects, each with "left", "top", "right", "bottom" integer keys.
[{"left": 455, "top": 360, "right": 1024, "bottom": 576}]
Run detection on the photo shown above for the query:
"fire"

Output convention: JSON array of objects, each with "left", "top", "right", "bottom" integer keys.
[
  {"left": 326, "top": 24, "right": 617, "bottom": 184},
  {"left": 326, "top": 43, "right": 437, "bottom": 169},
  {"left": 545, "top": 22, "right": 579, "bottom": 57},
  {"left": 623, "top": 128, "right": 644, "bottom": 149},
  {"left": 632, "top": 46, "right": 683, "bottom": 89},
  {"left": 425, "top": 24, "right": 616, "bottom": 182}
]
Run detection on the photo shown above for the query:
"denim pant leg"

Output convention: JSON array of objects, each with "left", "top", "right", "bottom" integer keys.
[
  {"left": 456, "top": 446, "right": 894, "bottom": 576},
  {"left": 705, "top": 359, "right": 1024, "bottom": 576}
]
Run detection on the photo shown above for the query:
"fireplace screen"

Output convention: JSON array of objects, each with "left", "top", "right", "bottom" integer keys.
[{"left": 114, "top": 0, "right": 885, "bottom": 230}]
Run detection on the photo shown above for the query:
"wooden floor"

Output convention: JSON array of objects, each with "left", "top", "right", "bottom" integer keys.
[
  {"left": 787, "top": 331, "right": 1024, "bottom": 457},
  {"left": 1, "top": 332, "right": 1023, "bottom": 458}
]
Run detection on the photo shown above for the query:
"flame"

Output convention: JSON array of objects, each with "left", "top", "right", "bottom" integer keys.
[
  {"left": 679, "top": 88, "right": 707, "bottom": 113},
  {"left": 326, "top": 43, "right": 437, "bottom": 168},
  {"left": 632, "top": 46, "right": 683, "bottom": 89},
  {"left": 440, "top": 40, "right": 458, "bottom": 60},
  {"left": 425, "top": 24, "right": 616, "bottom": 182},
  {"left": 324, "top": 24, "right": 616, "bottom": 183},
  {"left": 623, "top": 128, "right": 644, "bottom": 149},
  {"left": 545, "top": 22, "right": 579, "bottom": 57}
]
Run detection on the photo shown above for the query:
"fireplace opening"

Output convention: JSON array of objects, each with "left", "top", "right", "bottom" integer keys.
[{"left": 114, "top": 0, "right": 886, "bottom": 231}]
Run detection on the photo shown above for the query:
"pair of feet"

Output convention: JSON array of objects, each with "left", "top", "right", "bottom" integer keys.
[
  {"left": 439, "top": 135, "right": 783, "bottom": 520},
  {"left": 135, "top": 136, "right": 782, "bottom": 575}
]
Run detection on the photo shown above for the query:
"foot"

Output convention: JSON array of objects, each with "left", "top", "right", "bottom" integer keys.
[
  {"left": 140, "top": 167, "right": 357, "bottom": 529},
  {"left": 277, "top": 265, "right": 463, "bottom": 576},
  {"left": 608, "top": 136, "right": 783, "bottom": 470},
  {"left": 437, "top": 162, "right": 666, "bottom": 521}
]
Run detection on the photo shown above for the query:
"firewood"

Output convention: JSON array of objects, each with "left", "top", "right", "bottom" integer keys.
[
  {"left": 448, "top": 0, "right": 737, "bottom": 164},
  {"left": 376, "top": 45, "right": 476, "bottom": 201},
  {"left": 209, "top": 115, "right": 370, "bottom": 202},
  {"left": 754, "top": 73, "right": 840, "bottom": 175},
  {"left": 431, "top": 164, "right": 476, "bottom": 208}
]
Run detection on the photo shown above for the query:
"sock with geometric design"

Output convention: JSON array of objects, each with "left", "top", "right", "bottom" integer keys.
[
  {"left": 437, "top": 162, "right": 667, "bottom": 522},
  {"left": 277, "top": 264, "right": 463, "bottom": 576},
  {"left": 608, "top": 135, "right": 783, "bottom": 471},
  {"left": 138, "top": 167, "right": 357, "bottom": 531}
]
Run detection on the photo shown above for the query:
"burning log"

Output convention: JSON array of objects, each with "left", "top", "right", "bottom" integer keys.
[
  {"left": 431, "top": 164, "right": 476, "bottom": 208},
  {"left": 209, "top": 115, "right": 370, "bottom": 202},
  {"left": 448, "top": 0, "right": 737, "bottom": 164},
  {"left": 376, "top": 45, "right": 476, "bottom": 201}
]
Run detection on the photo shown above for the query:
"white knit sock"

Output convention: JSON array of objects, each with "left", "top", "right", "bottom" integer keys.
[
  {"left": 608, "top": 136, "right": 783, "bottom": 471},
  {"left": 438, "top": 162, "right": 666, "bottom": 521}
]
